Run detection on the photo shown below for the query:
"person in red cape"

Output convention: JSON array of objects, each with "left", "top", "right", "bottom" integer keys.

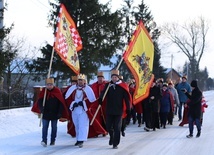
[
  {"left": 65, "top": 74, "right": 107, "bottom": 140},
  {"left": 201, "top": 95, "right": 208, "bottom": 125},
  {"left": 120, "top": 75, "right": 133, "bottom": 137},
  {"left": 128, "top": 79, "right": 143, "bottom": 127},
  {"left": 134, "top": 102, "right": 143, "bottom": 127},
  {"left": 31, "top": 78, "right": 69, "bottom": 147},
  {"left": 90, "top": 71, "right": 108, "bottom": 137},
  {"left": 98, "top": 70, "right": 131, "bottom": 149},
  {"left": 61, "top": 75, "right": 78, "bottom": 138},
  {"left": 179, "top": 100, "right": 189, "bottom": 126},
  {"left": 65, "top": 74, "right": 97, "bottom": 148}
]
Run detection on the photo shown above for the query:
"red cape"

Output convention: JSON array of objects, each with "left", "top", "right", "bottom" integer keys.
[
  {"left": 115, "top": 81, "right": 132, "bottom": 118},
  {"left": 31, "top": 87, "right": 69, "bottom": 121},
  {"left": 90, "top": 81, "right": 107, "bottom": 125},
  {"left": 65, "top": 86, "right": 107, "bottom": 138},
  {"left": 129, "top": 86, "right": 143, "bottom": 114}
]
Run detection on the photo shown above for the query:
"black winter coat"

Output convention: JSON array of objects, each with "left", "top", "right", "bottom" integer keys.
[
  {"left": 100, "top": 81, "right": 130, "bottom": 116},
  {"left": 38, "top": 91, "right": 63, "bottom": 120},
  {"left": 185, "top": 87, "right": 202, "bottom": 119},
  {"left": 150, "top": 86, "right": 162, "bottom": 112}
]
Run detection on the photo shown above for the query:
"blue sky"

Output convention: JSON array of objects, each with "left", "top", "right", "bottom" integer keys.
[{"left": 4, "top": 0, "right": 214, "bottom": 77}]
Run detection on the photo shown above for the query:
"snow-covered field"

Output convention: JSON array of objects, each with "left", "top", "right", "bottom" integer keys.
[{"left": 0, "top": 91, "right": 214, "bottom": 155}]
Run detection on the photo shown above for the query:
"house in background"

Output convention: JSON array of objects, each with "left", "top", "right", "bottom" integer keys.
[
  {"left": 89, "top": 64, "right": 112, "bottom": 84},
  {"left": 165, "top": 68, "right": 182, "bottom": 84}
]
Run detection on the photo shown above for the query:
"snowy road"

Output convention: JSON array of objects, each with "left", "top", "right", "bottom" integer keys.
[{"left": 0, "top": 91, "right": 214, "bottom": 155}]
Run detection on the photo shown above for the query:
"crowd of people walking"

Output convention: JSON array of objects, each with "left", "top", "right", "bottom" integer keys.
[{"left": 31, "top": 73, "right": 207, "bottom": 149}]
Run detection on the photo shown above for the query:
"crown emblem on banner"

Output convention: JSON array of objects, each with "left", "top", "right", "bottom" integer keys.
[{"left": 78, "top": 74, "right": 86, "bottom": 80}]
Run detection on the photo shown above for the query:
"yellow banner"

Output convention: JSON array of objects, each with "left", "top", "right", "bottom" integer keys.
[{"left": 123, "top": 21, "right": 154, "bottom": 104}]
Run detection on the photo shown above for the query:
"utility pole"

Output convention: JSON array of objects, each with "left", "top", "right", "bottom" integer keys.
[
  {"left": 170, "top": 54, "right": 173, "bottom": 79},
  {"left": 187, "top": 63, "right": 188, "bottom": 80}
]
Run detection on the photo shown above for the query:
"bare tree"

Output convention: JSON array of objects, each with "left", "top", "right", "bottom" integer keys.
[
  {"left": 161, "top": 16, "right": 209, "bottom": 80},
  {"left": 3, "top": 35, "right": 36, "bottom": 90}
]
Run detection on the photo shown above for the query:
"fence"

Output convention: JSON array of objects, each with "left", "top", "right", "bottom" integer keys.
[{"left": 0, "top": 88, "right": 31, "bottom": 110}]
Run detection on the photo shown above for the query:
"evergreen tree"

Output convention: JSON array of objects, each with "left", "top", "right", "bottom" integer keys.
[
  {"left": 28, "top": 0, "right": 123, "bottom": 81},
  {"left": 206, "top": 77, "right": 214, "bottom": 90},
  {"left": 0, "top": 5, "right": 14, "bottom": 77},
  {"left": 197, "top": 67, "right": 209, "bottom": 91},
  {"left": 26, "top": 44, "right": 72, "bottom": 83}
]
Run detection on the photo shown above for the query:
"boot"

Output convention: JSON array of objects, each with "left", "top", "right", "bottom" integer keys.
[
  {"left": 121, "top": 131, "right": 125, "bottom": 137},
  {"left": 109, "top": 137, "right": 113, "bottom": 145},
  {"left": 186, "top": 134, "right": 193, "bottom": 138},
  {"left": 77, "top": 141, "right": 83, "bottom": 148},
  {"left": 196, "top": 131, "right": 201, "bottom": 138},
  {"left": 41, "top": 141, "right": 47, "bottom": 147},
  {"left": 50, "top": 141, "right": 55, "bottom": 145}
]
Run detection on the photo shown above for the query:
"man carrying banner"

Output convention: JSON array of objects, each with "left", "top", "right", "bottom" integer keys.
[
  {"left": 32, "top": 78, "right": 69, "bottom": 147},
  {"left": 98, "top": 70, "right": 131, "bottom": 149}
]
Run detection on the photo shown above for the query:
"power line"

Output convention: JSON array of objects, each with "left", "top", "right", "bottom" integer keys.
[
  {"left": 36, "top": 0, "right": 50, "bottom": 10},
  {"left": 29, "top": 0, "right": 50, "bottom": 12}
]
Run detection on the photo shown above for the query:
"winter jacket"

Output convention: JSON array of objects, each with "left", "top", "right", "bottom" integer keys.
[
  {"left": 168, "top": 87, "right": 180, "bottom": 105},
  {"left": 149, "top": 85, "right": 162, "bottom": 113},
  {"left": 160, "top": 89, "right": 174, "bottom": 113},
  {"left": 185, "top": 87, "right": 202, "bottom": 119},
  {"left": 176, "top": 82, "right": 191, "bottom": 103},
  {"left": 38, "top": 88, "right": 63, "bottom": 120},
  {"left": 100, "top": 80, "right": 131, "bottom": 116}
]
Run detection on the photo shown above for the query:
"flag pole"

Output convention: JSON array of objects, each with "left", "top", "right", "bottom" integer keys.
[
  {"left": 39, "top": 47, "right": 55, "bottom": 127},
  {"left": 90, "top": 57, "right": 124, "bottom": 125}
]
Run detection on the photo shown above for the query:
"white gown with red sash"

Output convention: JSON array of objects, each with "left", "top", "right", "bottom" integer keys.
[{"left": 65, "top": 84, "right": 96, "bottom": 141}]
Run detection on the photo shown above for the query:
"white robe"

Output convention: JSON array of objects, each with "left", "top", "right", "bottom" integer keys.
[{"left": 66, "top": 85, "right": 96, "bottom": 141}]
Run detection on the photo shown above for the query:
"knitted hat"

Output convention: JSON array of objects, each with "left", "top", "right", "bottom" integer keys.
[{"left": 191, "top": 80, "right": 198, "bottom": 87}]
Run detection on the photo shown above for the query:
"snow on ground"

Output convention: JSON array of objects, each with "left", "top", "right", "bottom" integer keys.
[{"left": 0, "top": 91, "right": 214, "bottom": 155}]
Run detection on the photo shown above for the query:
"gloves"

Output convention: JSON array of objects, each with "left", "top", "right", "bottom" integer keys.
[
  {"left": 98, "top": 98, "right": 103, "bottom": 105},
  {"left": 78, "top": 101, "right": 83, "bottom": 106},
  {"left": 73, "top": 102, "right": 78, "bottom": 108}
]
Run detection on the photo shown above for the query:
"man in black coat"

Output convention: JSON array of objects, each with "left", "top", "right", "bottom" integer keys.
[
  {"left": 143, "top": 79, "right": 162, "bottom": 131},
  {"left": 99, "top": 70, "right": 131, "bottom": 149},
  {"left": 150, "top": 79, "right": 162, "bottom": 131},
  {"left": 37, "top": 78, "right": 66, "bottom": 146},
  {"left": 183, "top": 80, "right": 202, "bottom": 138}
]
